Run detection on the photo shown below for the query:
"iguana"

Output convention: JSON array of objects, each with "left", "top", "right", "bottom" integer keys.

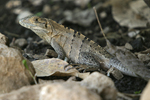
[{"left": 19, "top": 15, "right": 150, "bottom": 80}]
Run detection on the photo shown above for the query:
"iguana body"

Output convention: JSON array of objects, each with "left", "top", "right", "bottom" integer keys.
[{"left": 19, "top": 16, "right": 150, "bottom": 80}]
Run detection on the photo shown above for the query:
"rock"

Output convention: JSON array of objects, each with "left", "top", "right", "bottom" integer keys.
[
  {"left": 29, "top": 0, "right": 42, "bottom": 6},
  {"left": 140, "top": 81, "right": 150, "bottom": 100},
  {"left": 100, "top": 11, "right": 107, "bottom": 18},
  {"left": 0, "top": 83, "right": 101, "bottom": 100},
  {"left": 0, "top": 43, "right": 35, "bottom": 94},
  {"left": 125, "top": 43, "right": 133, "bottom": 50},
  {"left": 40, "top": 82, "right": 101, "bottom": 100},
  {"left": 14, "top": 38, "right": 28, "bottom": 48},
  {"left": 43, "top": 4, "right": 51, "bottom": 14},
  {"left": 74, "top": 0, "right": 90, "bottom": 8},
  {"left": 17, "top": 10, "right": 33, "bottom": 22},
  {"left": 44, "top": 49, "right": 57, "bottom": 58},
  {"left": 128, "top": 30, "right": 140, "bottom": 38},
  {"left": 0, "top": 84, "right": 45, "bottom": 100},
  {"left": 5, "top": 0, "right": 21, "bottom": 9},
  {"left": 80, "top": 72, "right": 117, "bottom": 100},
  {"left": 0, "top": 33, "right": 8, "bottom": 45}
]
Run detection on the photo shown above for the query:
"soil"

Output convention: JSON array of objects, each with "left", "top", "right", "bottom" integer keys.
[{"left": 0, "top": 0, "right": 149, "bottom": 95}]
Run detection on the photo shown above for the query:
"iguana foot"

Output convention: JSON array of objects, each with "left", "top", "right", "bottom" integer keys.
[
  {"left": 64, "top": 64, "right": 100, "bottom": 72},
  {"left": 107, "top": 67, "right": 124, "bottom": 80}
]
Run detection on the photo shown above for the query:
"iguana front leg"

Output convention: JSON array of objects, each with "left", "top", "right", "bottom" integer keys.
[
  {"left": 51, "top": 38, "right": 66, "bottom": 60},
  {"left": 51, "top": 38, "right": 101, "bottom": 71}
]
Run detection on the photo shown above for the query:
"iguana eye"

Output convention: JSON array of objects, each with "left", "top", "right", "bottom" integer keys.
[{"left": 35, "top": 18, "right": 38, "bottom": 22}]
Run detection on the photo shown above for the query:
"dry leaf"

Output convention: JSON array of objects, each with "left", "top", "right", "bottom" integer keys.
[
  {"left": 137, "top": 54, "right": 150, "bottom": 62},
  {"left": 135, "top": 48, "right": 150, "bottom": 62},
  {"left": 32, "top": 58, "right": 90, "bottom": 79},
  {"left": 63, "top": 3, "right": 102, "bottom": 27},
  {"left": 111, "top": 0, "right": 150, "bottom": 28}
]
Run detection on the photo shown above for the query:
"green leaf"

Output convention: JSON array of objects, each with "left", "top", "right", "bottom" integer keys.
[
  {"left": 22, "top": 59, "right": 29, "bottom": 70},
  {"left": 35, "top": 12, "right": 43, "bottom": 17},
  {"left": 22, "top": 59, "right": 37, "bottom": 84},
  {"left": 87, "top": 3, "right": 91, "bottom": 9},
  {"left": 134, "top": 90, "right": 141, "bottom": 94}
]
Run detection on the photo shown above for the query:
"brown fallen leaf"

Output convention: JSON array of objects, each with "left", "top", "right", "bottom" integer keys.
[
  {"left": 32, "top": 58, "right": 90, "bottom": 79},
  {"left": 137, "top": 53, "right": 150, "bottom": 62},
  {"left": 63, "top": 3, "right": 102, "bottom": 27},
  {"left": 111, "top": 0, "right": 150, "bottom": 28},
  {"left": 135, "top": 48, "right": 150, "bottom": 62}
]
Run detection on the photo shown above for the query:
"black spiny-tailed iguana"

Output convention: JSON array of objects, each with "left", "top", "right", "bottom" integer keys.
[{"left": 19, "top": 15, "right": 150, "bottom": 80}]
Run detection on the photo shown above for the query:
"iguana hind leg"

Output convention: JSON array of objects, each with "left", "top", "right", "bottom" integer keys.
[{"left": 64, "top": 52, "right": 101, "bottom": 72}]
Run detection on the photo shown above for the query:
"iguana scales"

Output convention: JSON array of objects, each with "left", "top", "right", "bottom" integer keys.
[{"left": 19, "top": 16, "right": 150, "bottom": 80}]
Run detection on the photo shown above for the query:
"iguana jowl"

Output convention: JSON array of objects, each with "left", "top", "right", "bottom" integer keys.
[{"left": 19, "top": 16, "right": 150, "bottom": 80}]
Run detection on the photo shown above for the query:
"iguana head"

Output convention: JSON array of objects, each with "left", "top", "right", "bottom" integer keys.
[{"left": 19, "top": 15, "right": 53, "bottom": 42}]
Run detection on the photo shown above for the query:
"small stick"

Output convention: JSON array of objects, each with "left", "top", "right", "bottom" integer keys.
[{"left": 93, "top": 7, "right": 107, "bottom": 40}]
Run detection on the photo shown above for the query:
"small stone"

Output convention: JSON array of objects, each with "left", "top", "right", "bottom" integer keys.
[
  {"left": 125, "top": 43, "right": 133, "bottom": 50},
  {"left": 40, "top": 82, "right": 101, "bottom": 100},
  {"left": 33, "top": 54, "right": 49, "bottom": 60},
  {"left": 45, "top": 49, "right": 57, "bottom": 58},
  {"left": 141, "top": 81, "right": 150, "bottom": 100},
  {"left": 15, "top": 38, "right": 28, "bottom": 48},
  {"left": 128, "top": 30, "right": 140, "bottom": 38},
  {"left": 5, "top": 0, "right": 21, "bottom": 9},
  {"left": 29, "top": 0, "right": 42, "bottom": 6},
  {"left": 17, "top": 11, "right": 33, "bottom": 22},
  {"left": 0, "top": 83, "right": 101, "bottom": 100},
  {"left": 74, "top": 0, "right": 90, "bottom": 8},
  {"left": 80, "top": 72, "right": 117, "bottom": 100},
  {"left": 0, "top": 33, "right": 8, "bottom": 45},
  {"left": 43, "top": 4, "right": 51, "bottom": 14},
  {"left": 100, "top": 11, "right": 107, "bottom": 18}
]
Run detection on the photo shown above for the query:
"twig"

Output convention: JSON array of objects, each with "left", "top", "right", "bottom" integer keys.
[{"left": 93, "top": 7, "right": 107, "bottom": 40}]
